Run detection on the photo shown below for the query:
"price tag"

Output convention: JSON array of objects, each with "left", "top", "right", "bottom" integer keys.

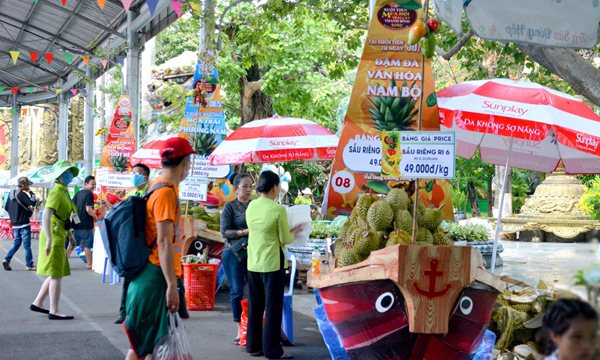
[
  {"left": 180, "top": 177, "right": 208, "bottom": 201},
  {"left": 331, "top": 170, "right": 355, "bottom": 195}
]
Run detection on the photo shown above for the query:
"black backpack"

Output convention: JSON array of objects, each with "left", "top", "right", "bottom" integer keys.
[{"left": 99, "top": 182, "right": 174, "bottom": 279}]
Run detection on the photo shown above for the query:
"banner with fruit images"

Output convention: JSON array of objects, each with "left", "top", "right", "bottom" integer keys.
[
  {"left": 178, "top": 57, "right": 230, "bottom": 181},
  {"left": 324, "top": 0, "right": 454, "bottom": 219},
  {"left": 100, "top": 95, "right": 136, "bottom": 173}
]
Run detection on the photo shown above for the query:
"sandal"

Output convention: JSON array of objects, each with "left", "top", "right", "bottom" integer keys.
[
  {"left": 249, "top": 351, "right": 263, "bottom": 357},
  {"left": 276, "top": 352, "right": 293, "bottom": 359},
  {"left": 233, "top": 337, "right": 241, "bottom": 345}
]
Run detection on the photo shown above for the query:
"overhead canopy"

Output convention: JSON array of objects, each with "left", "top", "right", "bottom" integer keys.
[{"left": 0, "top": 0, "right": 180, "bottom": 107}]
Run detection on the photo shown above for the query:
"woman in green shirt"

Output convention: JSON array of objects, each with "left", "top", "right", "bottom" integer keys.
[
  {"left": 245, "top": 171, "right": 302, "bottom": 359},
  {"left": 30, "top": 160, "right": 79, "bottom": 320}
]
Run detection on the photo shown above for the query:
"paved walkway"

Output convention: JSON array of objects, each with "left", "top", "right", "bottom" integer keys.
[{"left": 0, "top": 238, "right": 328, "bottom": 360}]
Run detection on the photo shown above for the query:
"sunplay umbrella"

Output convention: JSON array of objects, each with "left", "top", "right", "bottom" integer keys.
[
  {"left": 438, "top": 78, "right": 600, "bottom": 270},
  {"left": 130, "top": 135, "right": 177, "bottom": 169},
  {"left": 209, "top": 116, "right": 338, "bottom": 165}
]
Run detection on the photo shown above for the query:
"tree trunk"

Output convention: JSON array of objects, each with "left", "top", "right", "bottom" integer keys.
[
  {"left": 487, "top": 177, "right": 493, "bottom": 217},
  {"left": 517, "top": 45, "right": 600, "bottom": 107},
  {"left": 239, "top": 63, "right": 273, "bottom": 125},
  {"left": 467, "top": 180, "right": 480, "bottom": 217}
]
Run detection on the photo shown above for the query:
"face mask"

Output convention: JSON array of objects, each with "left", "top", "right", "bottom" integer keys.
[
  {"left": 131, "top": 173, "right": 147, "bottom": 187},
  {"left": 60, "top": 172, "right": 74, "bottom": 185}
]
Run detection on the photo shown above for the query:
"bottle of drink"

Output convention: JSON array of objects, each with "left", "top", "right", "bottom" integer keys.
[{"left": 311, "top": 247, "right": 321, "bottom": 275}]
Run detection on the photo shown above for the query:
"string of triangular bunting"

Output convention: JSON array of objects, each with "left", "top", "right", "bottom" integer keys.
[{"left": 35, "top": 0, "right": 184, "bottom": 15}]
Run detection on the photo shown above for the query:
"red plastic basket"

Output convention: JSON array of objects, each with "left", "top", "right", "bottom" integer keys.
[{"left": 182, "top": 263, "right": 218, "bottom": 311}]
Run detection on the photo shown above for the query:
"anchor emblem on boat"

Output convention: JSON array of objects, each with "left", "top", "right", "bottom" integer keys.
[{"left": 413, "top": 259, "right": 451, "bottom": 299}]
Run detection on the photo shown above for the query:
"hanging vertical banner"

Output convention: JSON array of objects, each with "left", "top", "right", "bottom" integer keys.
[
  {"left": 178, "top": 58, "right": 230, "bottom": 180},
  {"left": 0, "top": 123, "right": 6, "bottom": 167},
  {"left": 324, "top": 0, "right": 453, "bottom": 219},
  {"left": 100, "top": 95, "right": 136, "bottom": 174}
]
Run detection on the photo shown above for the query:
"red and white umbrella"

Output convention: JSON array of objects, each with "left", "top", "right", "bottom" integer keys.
[
  {"left": 438, "top": 78, "right": 600, "bottom": 271},
  {"left": 130, "top": 136, "right": 172, "bottom": 169},
  {"left": 209, "top": 116, "right": 338, "bottom": 165},
  {"left": 438, "top": 78, "right": 600, "bottom": 174}
]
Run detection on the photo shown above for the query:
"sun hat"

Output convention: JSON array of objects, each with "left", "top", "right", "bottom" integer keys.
[
  {"left": 301, "top": 187, "right": 312, "bottom": 196},
  {"left": 18, "top": 177, "right": 33, "bottom": 187},
  {"left": 47, "top": 160, "right": 80, "bottom": 180},
  {"left": 160, "top": 137, "right": 197, "bottom": 161}
]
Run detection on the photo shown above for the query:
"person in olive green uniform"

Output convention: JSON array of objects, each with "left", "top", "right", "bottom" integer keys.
[
  {"left": 245, "top": 171, "right": 303, "bottom": 359},
  {"left": 30, "top": 161, "right": 79, "bottom": 320}
]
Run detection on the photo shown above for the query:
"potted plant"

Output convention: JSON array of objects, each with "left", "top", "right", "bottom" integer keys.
[{"left": 441, "top": 222, "right": 504, "bottom": 269}]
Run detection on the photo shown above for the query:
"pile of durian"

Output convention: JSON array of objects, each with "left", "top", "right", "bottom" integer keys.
[{"left": 334, "top": 188, "right": 452, "bottom": 267}]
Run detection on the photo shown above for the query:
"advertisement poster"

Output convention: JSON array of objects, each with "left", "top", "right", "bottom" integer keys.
[
  {"left": 0, "top": 123, "right": 6, "bottom": 166},
  {"left": 324, "top": 0, "right": 454, "bottom": 219},
  {"left": 178, "top": 57, "right": 230, "bottom": 179},
  {"left": 101, "top": 95, "right": 136, "bottom": 173}
]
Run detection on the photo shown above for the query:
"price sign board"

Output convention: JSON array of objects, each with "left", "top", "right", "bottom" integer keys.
[
  {"left": 180, "top": 178, "right": 208, "bottom": 201},
  {"left": 343, "top": 131, "right": 455, "bottom": 179}
]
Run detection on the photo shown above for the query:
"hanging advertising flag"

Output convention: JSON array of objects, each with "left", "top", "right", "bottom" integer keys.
[
  {"left": 324, "top": 0, "right": 454, "bottom": 219},
  {"left": 100, "top": 95, "right": 136, "bottom": 174},
  {"left": 178, "top": 57, "right": 230, "bottom": 183},
  {"left": 0, "top": 123, "right": 6, "bottom": 166}
]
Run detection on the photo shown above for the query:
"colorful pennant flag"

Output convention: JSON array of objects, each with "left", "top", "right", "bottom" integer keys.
[
  {"left": 11, "top": 87, "right": 19, "bottom": 95},
  {"left": 64, "top": 52, "right": 73, "bottom": 64},
  {"left": 61, "top": 0, "right": 67, "bottom": 5},
  {"left": 70, "top": 88, "right": 78, "bottom": 95},
  {"left": 0, "top": 109, "right": 3, "bottom": 114},
  {"left": 0, "top": 87, "right": 4, "bottom": 94},
  {"left": 33, "top": 108, "right": 39, "bottom": 117},
  {"left": 11, "top": 109, "right": 16, "bottom": 116},
  {"left": 171, "top": 1, "right": 183, "bottom": 17},
  {"left": 9, "top": 51, "right": 20, "bottom": 64},
  {"left": 44, "top": 53, "right": 54, "bottom": 65},
  {"left": 27, "top": 87, "right": 34, "bottom": 93},
  {"left": 42, "top": 87, "right": 48, "bottom": 92},
  {"left": 83, "top": 55, "right": 90, "bottom": 64},
  {"left": 80, "top": 89, "right": 87, "bottom": 96},
  {"left": 55, "top": 88, "right": 62, "bottom": 95},
  {"left": 117, "top": 56, "right": 125, "bottom": 66},
  {"left": 22, "top": 108, "right": 28, "bottom": 116},
  {"left": 101, "top": 59, "right": 109, "bottom": 69},
  {"left": 97, "top": 0, "right": 106, "bottom": 10},
  {"left": 147, "top": 0, "right": 159, "bottom": 16},
  {"left": 29, "top": 51, "right": 38, "bottom": 63},
  {"left": 121, "top": 0, "right": 132, "bottom": 11}
]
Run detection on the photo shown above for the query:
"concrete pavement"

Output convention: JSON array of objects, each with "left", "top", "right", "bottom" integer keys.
[{"left": 0, "top": 238, "right": 329, "bottom": 360}]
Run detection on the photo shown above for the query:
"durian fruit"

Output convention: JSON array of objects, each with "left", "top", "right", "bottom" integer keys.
[
  {"left": 409, "top": 200, "right": 426, "bottom": 220},
  {"left": 337, "top": 249, "right": 361, "bottom": 267},
  {"left": 394, "top": 209, "right": 413, "bottom": 233},
  {"left": 384, "top": 188, "right": 409, "bottom": 212},
  {"left": 432, "top": 229, "right": 452, "bottom": 245},
  {"left": 355, "top": 194, "right": 379, "bottom": 220},
  {"left": 366, "top": 200, "right": 394, "bottom": 231},
  {"left": 377, "top": 231, "right": 389, "bottom": 248},
  {"left": 387, "top": 229, "right": 412, "bottom": 246},
  {"left": 422, "top": 208, "right": 443, "bottom": 231},
  {"left": 353, "top": 229, "right": 381, "bottom": 258},
  {"left": 415, "top": 227, "right": 433, "bottom": 244}
]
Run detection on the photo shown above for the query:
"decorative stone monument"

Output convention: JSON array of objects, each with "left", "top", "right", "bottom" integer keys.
[{"left": 502, "top": 164, "right": 600, "bottom": 242}]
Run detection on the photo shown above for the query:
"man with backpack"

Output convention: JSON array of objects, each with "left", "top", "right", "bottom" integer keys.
[
  {"left": 3, "top": 177, "right": 37, "bottom": 271},
  {"left": 123, "top": 137, "right": 195, "bottom": 360}
]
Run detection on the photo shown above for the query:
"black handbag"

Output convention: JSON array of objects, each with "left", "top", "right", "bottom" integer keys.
[{"left": 229, "top": 237, "right": 248, "bottom": 262}]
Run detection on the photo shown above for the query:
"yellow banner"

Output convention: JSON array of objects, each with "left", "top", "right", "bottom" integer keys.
[{"left": 324, "top": 0, "right": 454, "bottom": 219}]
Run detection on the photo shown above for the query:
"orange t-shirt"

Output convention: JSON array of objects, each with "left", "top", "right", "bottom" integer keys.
[{"left": 145, "top": 179, "right": 183, "bottom": 278}]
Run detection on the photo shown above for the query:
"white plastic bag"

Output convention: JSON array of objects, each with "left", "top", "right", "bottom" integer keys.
[
  {"left": 152, "top": 313, "right": 193, "bottom": 360},
  {"left": 286, "top": 205, "right": 312, "bottom": 247}
]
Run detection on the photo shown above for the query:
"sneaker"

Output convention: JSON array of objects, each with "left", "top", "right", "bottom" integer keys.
[
  {"left": 2, "top": 260, "right": 11, "bottom": 271},
  {"left": 114, "top": 317, "right": 125, "bottom": 324},
  {"left": 26, "top": 265, "right": 36, "bottom": 271}
]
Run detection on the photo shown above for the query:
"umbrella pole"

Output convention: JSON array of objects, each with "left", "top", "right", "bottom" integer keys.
[{"left": 490, "top": 137, "right": 514, "bottom": 272}]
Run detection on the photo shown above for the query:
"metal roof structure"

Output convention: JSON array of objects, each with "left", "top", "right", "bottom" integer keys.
[{"left": 0, "top": 0, "right": 180, "bottom": 106}]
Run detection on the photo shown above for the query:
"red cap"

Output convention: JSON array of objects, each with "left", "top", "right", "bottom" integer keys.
[{"left": 159, "top": 137, "right": 197, "bottom": 160}]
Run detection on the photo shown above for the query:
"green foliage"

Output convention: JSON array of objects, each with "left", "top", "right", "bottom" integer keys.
[
  {"left": 157, "top": 81, "right": 190, "bottom": 129},
  {"left": 512, "top": 169, "right": 535, "bottom": 213},
  {"left": 310, "top": 221, "right": 341, "bottom": 239},
  {"left": 575, "top": 270, "right": 588, "bottom": 286},
  {"left": 451, "top": 186, "right": 468, "bottom": 212},
  {"left": 441, "top": 222, "right": 490, "bottom": 242},
  {"left": 99, "top": 68, "right": 123, "bottom": 104},
  {"left": 155, "top": 16, "right": 200, "bottom": 65},
  {"left": 579, "top": 177, "right": 600, "bottom": 220}
]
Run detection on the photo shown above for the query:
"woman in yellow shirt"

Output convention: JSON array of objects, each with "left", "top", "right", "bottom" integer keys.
[{"left": 245, "top": 171, "right": 302, "bottom": 359}]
